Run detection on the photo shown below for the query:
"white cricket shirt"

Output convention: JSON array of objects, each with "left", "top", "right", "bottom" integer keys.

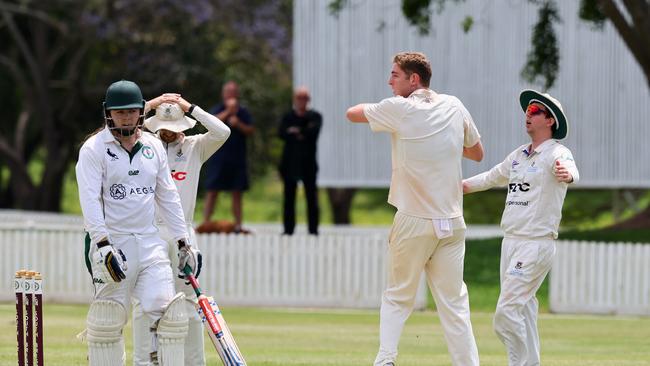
[
  {"left": 76, "top": 127, "right": 187, "bottom": 244},
  {"left": 464, "top": 139, "right": 579, "bottom": 239},
  {"left": 158, "top": 106, "right": 230, "bottom": 224},
  {"left": 364, "top": 89, "right": 481, "bottom": 220}
]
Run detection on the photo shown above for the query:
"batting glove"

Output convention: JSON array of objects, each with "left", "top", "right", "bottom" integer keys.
[
  {"left": 92, "top": 240, "right": 127, "bottom": 283},
  {"left": 177, "top": 239, "right": 202, "bottom": 279}
]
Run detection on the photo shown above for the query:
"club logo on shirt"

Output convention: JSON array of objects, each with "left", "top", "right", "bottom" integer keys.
[
  {"left": 508, "top": 183, "right": 530, "bottom": 193},
  {"left": 110, "top": 184, "right": 127, "bottom": 200},
  {"left": 175, "top": 149, "right": 186, "bottom": 162},
  {"left": 142, "top": 145, "right": 154, "bottom": 159},
  {"left": 171, "top": 170, "right": 187, "bottom": 181},
  {"left": 128, "top": 170, "right": 139, "bottom": 176},
  {"left": 515, "top": 261, "right": 523, "bottom": 269},
  {"left": 106, "top": 148, "right": 119, "bottom": 161},
  {"left": 511, "top": 160, "right": 519, "bottom": 168}
]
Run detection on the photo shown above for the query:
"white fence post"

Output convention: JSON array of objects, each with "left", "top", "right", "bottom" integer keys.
[{"left": 551, "top": 240, "right": 650, "bottom": 315}]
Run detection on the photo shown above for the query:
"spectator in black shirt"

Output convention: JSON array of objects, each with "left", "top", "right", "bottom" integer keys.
[{"left": 279, "top": 87, "right": 322, "bottom": 235}]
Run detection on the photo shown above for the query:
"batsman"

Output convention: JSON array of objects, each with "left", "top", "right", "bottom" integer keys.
[
  {"left": 76, "top": 80, "right": 201, "bottom": 365},
  {"left": 132, "top": 96, "right": 231, "bottom": 365}
]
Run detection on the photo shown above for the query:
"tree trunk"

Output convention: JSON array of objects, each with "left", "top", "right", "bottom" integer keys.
[
  {"left": 326, "top": 188, "right": 357, "bottom": 224},
  {"left": 598, "top": 0, "right": 650, "bottom": 89},
  {"left": 38, "top": 155, "right": 68, "bottom": 212},
  {"left": 10, "top": 173, "right": 37, "bottom": 210}
]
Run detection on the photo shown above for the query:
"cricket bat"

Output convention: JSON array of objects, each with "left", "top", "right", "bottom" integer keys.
[{"left": 183, "top": 266, "right": 247, "bottom": 366}]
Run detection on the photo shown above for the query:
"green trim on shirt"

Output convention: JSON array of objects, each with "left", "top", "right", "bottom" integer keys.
[
  {"left": 84, "top": 233, "right": 92, "bottom": 276},
  {"left": 128, "top": 141, "right": 143, "bottom": 163}
]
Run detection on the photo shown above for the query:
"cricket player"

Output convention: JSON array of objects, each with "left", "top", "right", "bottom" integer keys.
[
  {"left": 346, "top": 52, "right": 483, "bottom": 366},
  {"left": 463, "top": 90, "right": 579, "bottom": 366},
  {"left": 132, "top": 97, "right": 231, "bottom": 365},
  {"left": 76, "top": 80, "right": 201, "bottom": 366}
]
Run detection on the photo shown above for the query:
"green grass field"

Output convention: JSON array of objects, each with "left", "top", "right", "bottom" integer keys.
[{"left": 2, "top": 303, "right": 649, "bottom": 365}]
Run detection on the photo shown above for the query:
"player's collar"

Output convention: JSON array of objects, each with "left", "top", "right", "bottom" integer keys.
[
  {"left": 408, "top": 88, "right": 438, "bottom": 103},
  {"left": 524, "top": 139, "right": 555, "bottom": 156}
]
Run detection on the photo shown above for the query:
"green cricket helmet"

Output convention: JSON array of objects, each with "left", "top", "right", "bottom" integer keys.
[{"left": 103, "top": 80, "right": 146, "bottom": 136}]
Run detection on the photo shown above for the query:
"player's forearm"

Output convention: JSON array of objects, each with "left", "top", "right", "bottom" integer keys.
[
  {"left": 463, "top": 141, "right": 484, "bottom": 162},
  {"left": 346, "top": 104, "right": 369, "bottom": 123},
  {"left": 193, "top": 106, "right": 231, "bottom": 141},
  {"left": 79, "top": 199, "right": 109, "bottom": 244},
  {"left": 464, "top": 171, "right": 502, "bottom": 193},
  {"left": 156, "top": 196, "right": 188, "bottom": 241},
  {"left": 76, "top": 152, "right": 109, "bottom": 244},
  {"left": 567, "top": 164, "right": 580, "bottom": 184}
]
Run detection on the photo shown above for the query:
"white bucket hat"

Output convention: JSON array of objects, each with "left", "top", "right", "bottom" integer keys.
[{"left": 145, "top": 103, "right": 196, "bottom": 133}]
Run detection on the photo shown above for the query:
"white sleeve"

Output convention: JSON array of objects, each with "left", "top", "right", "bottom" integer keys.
[
  {"left": 552, "top": 146, "right": 580, "bottom": 184},
  {"left": 363, "top": 97, "right": 407, "bottom": 133},
  {"left": 191, "top": 106, "right": 231, "bottom": 162},
  {"left": 76, "top": 143, "right": 109, "bottom": 244},
  {"left": 154, "top": 141, "right": 188, "bottom": 241},
  {"left": 464, "top": 149, "right": 517, "bottom": 192},
  {"left": 458, "top": 101, "right": 481, "bottom": 147}
]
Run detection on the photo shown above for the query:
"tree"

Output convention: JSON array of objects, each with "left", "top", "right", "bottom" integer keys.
[{"left": 0, "top": 0, "right": 292, "bottom": 212}]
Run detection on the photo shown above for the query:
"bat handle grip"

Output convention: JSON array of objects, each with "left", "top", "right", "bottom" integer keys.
[{"left": 183, "top": 265, "right": 202, "bottom": 297}]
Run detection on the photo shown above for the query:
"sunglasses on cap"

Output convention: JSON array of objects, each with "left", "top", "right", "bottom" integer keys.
[{"left": 526, "top": 104, "right": 550, "bottom": 117}]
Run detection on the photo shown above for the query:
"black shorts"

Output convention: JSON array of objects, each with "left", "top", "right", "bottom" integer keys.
[{"left": 204, "top": 163, "right": 249, "bottom": 191}]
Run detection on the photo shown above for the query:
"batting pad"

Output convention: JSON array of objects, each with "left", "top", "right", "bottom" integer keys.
[
  {"left": 86, "top": 299, "right": 127, "bottom": 366},
  {"left": 156, "top": 292, "right": 189, "bottom": 366}
]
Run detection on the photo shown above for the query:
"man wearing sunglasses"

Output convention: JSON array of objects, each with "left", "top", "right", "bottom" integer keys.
[{"left": 463, "top": 90, "right": 579, "bottom": 366}]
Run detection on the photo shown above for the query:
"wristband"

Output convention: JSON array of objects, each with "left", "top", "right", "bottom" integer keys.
[
  {"left": 187, "top": 104, "right": 196, "bottom": 115},
  {"left": 97, "top": 239, "right": 110, "bottom": 248}
]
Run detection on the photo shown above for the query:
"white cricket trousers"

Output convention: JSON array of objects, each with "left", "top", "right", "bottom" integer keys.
[
  {"left": 90, "top": 233, "right": 175, "bottom": 320},
  {"left": 133, "top": 224, "right": 205, "bottom": 366},
  {"left": 494, "top": 237, "right": 555, "bottom": 366},
  {"left": 374, "top": 212, "right": 479, "bottom": 366}
]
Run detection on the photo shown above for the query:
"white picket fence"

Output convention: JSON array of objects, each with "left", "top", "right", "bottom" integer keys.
[
  {"left": 0, "top": 211, "right": 428, "bottom": 309},
  {"left": 550, "top": 241, "right": 650, "bottom": 316},
  {"left": 3, "top": 211, "right": 649, "bottom": 315}
]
